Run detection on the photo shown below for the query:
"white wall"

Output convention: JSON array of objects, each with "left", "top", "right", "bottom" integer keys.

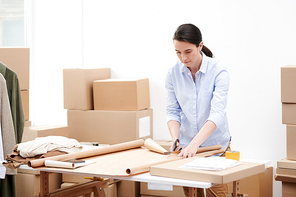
[{"left": 29, "top": 1, "right": 296, "bottom": 196}]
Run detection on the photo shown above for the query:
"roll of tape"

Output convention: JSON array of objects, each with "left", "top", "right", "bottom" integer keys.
[{"left": 225, "top": 151, "right": 240, "bottom": 161}]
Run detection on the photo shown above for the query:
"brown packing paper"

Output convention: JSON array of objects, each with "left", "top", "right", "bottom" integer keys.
[
  {"left": 28, "top": 139, "right": 145, "bottom": 168},
  {"left": 144, "top": 138, "right": 167, "bottom": 154},
  {"left": 28, "top": 138, "right": 226, "bottom": 176},
  {"left": 126, "top": 148, "right": 225, "bottom": 175}
]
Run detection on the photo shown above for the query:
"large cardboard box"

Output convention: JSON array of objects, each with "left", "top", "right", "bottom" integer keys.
[
  {"left": 150, "top": 157, "right": 265, "bottom": 184},
  {"left": 140, "top": 182, "right": 185, "bottom": 197},
  {"left": 93, "top": 78, "right": 150, "bottom": 111},
  {"left": 67, "top": 109, "right": 153, "bottom": 145},
  {"left": 282, "top": 182, "right": 296, "bottom": 197},
  {"left": 287, "top": 125, "right": 296, "bottom": 160},
  {"left": 63, "top": 68, "right": 111, "bottom": 110},
  {"left": 0, "top": 48, "right": 30, "bottom": 90},
  {"left": 21, "top": 90, "right": 29, "bottom": 121},
  {"left": 16, "top": 169, "right": 61, "bottom": 197},
  {"left": 22, "top": 125, "right": 69, "bottom": 142},
  {"left": 227, "top": 166, "right": 273, "bottom": 197},
  {"left": 117, "top": 180, "right": 140, "bottom": 197},
  {"left": 282, "top": 103, "right": 296, "bottom": 124},
  {"left": 281, "top": 66, "right": 296, "bottom": 103}
]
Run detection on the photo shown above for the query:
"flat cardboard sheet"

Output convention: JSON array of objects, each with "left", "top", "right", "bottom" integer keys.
[{"left": 150, "top": 156, "right": 265, "bottom": 184}]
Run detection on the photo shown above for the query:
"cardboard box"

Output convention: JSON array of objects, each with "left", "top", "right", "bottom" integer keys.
[
  {"left": 93, "top": 78, "right": 150, "bottom": 111},
  {"left": 0, "top": 48, "right": 30, "bottom": 90},
  {"left": 150, "top": 158, "right": 265, "bottom": 184},
  {"left": 60, "top": 182, "right": 117, "bottom": 197},
  {"left": 67, "top": 109, "right": 153, "bottom": 145},
  {"left": 16, "top": 170, "right": 61, "bottom": 197},
  {"left": 63, "top": 68, "right": 111, "bottom": 110},
  {"left": 287, "top": 125, "right": 296, "bottom": 160},
  {"left": 282, "top": 103, "right": 296, "bottom": 124},
  {"left": 22, "top": 125, "right": 69, "bottom": 142},
  {"left": 21, "top": 90, "right": 29, "bottom": 121},
  {"left": 117, "top": 180, "right": 140, "bottom": 197},
  {"left": 277, "top": 158, "right": 296, "bottom": 169},
  {"left": 281, "top": 66, "right": 296, "bottom": 103},
  {"left": 282, "top": 182, "right": 296, "bottom": 197},
  {"left": 140, "top": 182, "right": 185, "bottom": 197},
  {"left": 227, "top": 166, "right": 273, "bottom": 197}
]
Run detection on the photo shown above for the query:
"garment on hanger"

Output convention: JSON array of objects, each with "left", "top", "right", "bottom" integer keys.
[
  {"left": 0, "top": 62, "right": 25, "bottom": 144},
  {"left": 0, "top": 61, "right": 23, "bottom": 197},
  {"left": 0, "top": 73, "right": 17, "bottom": 176}
]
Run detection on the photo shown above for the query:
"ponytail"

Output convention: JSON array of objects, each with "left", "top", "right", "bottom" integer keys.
[{"left": 201, "top": 45, "right": 213, "bottom": 58}]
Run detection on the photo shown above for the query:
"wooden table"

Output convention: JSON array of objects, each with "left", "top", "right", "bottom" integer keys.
[{"left": 17, "top": 158, "right": 269, "bottom": 197}]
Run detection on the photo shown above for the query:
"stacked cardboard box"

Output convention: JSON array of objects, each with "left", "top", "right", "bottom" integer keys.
[
  {"left": 64, "top": 70, "right": 153, "bottom": 145},
  {"left": 0, "top": 48, "right": 30, "bottom": 125},
  {"left": 277, "top": 65, "right": 296, "bottom": 196},
  {"left": 64, "top": 70, "right": 153, "bottom": 196}
]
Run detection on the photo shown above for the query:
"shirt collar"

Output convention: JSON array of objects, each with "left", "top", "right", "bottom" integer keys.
[{"left": 180, "top": 52, "right": 208, "bottom": 74}]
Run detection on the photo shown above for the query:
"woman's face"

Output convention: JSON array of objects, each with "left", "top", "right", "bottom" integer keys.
[{"left": 174, "top": 40, "right": 203, "bottom": 69}]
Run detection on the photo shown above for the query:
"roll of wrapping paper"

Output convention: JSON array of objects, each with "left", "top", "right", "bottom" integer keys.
[
  {"left": 28, "top": 139, "right": 145, "bottom": 168},
  {"left": 126, "top": 148, "right": 225, "bottom": 175},
  {"left": 144, "top": 138, "right": 167, "bottom": 154}
]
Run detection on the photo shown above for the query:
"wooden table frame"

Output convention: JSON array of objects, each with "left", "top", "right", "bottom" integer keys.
[{"left": 38, "top": 170, "right": 244, "bottom": 197}]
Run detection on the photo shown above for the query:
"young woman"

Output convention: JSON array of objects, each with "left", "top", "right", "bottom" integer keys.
[{"left": 165, "top": 23, "right": 231, "bottom": 197}]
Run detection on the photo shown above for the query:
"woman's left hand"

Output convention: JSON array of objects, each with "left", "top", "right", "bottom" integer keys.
[{"left": 178, "top": 143, "right": 198, "bottom": 159}]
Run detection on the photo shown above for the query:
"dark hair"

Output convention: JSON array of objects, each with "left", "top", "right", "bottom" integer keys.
[{"left": 173, "top": 23, "right": 213, "bottom": 58}]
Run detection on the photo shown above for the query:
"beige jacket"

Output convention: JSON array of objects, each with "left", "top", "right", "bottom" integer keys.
[{"left": 0, "top": 74, "right": 16, "bottom": 175}]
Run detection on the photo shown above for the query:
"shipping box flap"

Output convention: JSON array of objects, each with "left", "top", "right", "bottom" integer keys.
[{"left": 150, "top": 157, "right": 265, "bottom": 184}]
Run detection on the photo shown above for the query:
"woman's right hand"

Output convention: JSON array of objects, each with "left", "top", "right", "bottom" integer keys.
[{"left": 170, "top": 139, "right": 180, "bottom": 152}]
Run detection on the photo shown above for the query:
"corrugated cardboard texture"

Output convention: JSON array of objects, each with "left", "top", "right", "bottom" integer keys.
[
  {"left": 281, "top": 66, "right": 296, "bottom": 103},
  {"left": 22, "top": 125, "right": 69, "bottom": 142},
  {"left": 227, "top": 166, "right": 273, "bottom": 197},
  {"left": 63, "top": 68, "right": 111, "bottom": 110},
  {"left": 15, "top": 172, "right": 61, "bottom": 197},
  {"left": 282, "top": 103, "right": 296, "bottom": 124},
  {"left": 287, "top": 125, "right": 296, "bottom": 160},
  {"left": 21, "top": 90, "right": 29, "bottom": 121},
  {"left": 117, "top": 180, "right": 140, "bottom": 197},
  {"left": 150, "top": 157, "right": 265, "bottom": 184},
  {"left": 0, "top": 48, "right": 30, "bottom": 90},
  {"left": 278, "top": 158, "right": 296, "bottom": 169},
  {"left": 67, "top": 109, "right": 153, "bottom": 145},
  {"left": 282, "top": 182, "right": 296, "bottom": 197},
  {"left": 93, "top": 78, "right": 150, "bottom": 111}
]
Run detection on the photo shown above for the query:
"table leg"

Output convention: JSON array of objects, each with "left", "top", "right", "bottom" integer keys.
[
  {"left": 188, "top": 187, "right": 198, "bottom": 197},
  {"left": 233, "top": 180, "right": 240, "bottom": 197},
  {"left": 40, "top": 171, "right": 49, "bottom": 197}
]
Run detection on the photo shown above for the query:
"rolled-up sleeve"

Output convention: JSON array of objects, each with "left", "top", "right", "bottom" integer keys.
[
  {"left": 207, "top": 70, "right": 230, "bottom": 129},
  {"left": 165, "top": 71, "right": 182, "bottom": 123}
]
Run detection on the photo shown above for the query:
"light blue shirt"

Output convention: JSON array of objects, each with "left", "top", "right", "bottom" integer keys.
[{"left": 165, "top": 53, "right": 231, "bottom": 152}]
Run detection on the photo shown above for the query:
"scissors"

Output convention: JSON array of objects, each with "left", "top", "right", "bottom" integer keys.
[{"left": 164, "top": 139, "right": 182, "bottom": 155}]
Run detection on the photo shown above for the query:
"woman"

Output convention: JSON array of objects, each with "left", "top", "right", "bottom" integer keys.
[{"left": 165, "top": 23, "right": 231, "bottom": 197}]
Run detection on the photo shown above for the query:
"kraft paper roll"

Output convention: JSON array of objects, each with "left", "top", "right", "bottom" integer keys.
[
  {"left": 195, "top": 144, "right": 222, "bottom": 154},
  {"left": 28, "top": 139, "right": 144, "bottom": 168},
  {"left": 144, "top": 138, "right": 167, "bottom": 154}
]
